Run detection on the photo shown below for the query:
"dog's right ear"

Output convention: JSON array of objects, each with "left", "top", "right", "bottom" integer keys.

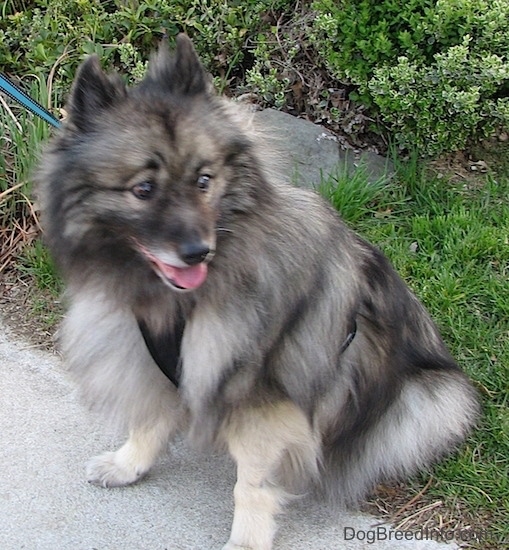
[
  {"left": 66, "top": 55, "right": 126, "bottom": 132},
  {"left": 145, "top": 34, "right": 211, "bottom": 97}
]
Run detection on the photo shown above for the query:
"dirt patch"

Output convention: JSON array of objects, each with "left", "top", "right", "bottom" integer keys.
[
  {"left": 361, "top": 481, "right": 498, "bottom": 549},
  {"left": 426, "top": 137, "right": 509, "bottom": 188},
  {"left": 0, "top": 269, "right": 62, "bottom": 351}
]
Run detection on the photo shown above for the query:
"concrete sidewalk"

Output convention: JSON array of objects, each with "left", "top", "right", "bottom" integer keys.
[{"left": 0, "top": 321, "right": 458, "bottom": 550}]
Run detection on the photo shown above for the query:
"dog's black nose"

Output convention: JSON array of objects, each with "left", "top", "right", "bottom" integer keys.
[{"left": 179, "top": 242, "right": 211, "bottom": 265}]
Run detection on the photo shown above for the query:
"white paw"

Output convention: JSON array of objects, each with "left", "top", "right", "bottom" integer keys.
[
  {"left": 223, "top": 541, "right": 269, "bottom": 550},
  {"left": 222, "top": 543, "right": 255, "bottom": 550},
  {"left": 86, "top": 451, "right": 146, "bottom": 488}
]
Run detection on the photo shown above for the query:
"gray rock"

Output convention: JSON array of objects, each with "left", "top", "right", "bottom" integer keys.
[{"left": 253, "top": 109, "right": 394, "bottom": 189}]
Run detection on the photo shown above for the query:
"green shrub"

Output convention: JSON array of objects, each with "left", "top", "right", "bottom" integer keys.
[
  {"left": 310, "top": 0, "right": 509, "bottom": 155},
  {"left": 1, "top": 0, "right": 508, "bottom": 157},
  {"left": 244, "top": 32, "right": 292, "bottom": 108},
  {"left": 369, "top": 37, "right": 509, "bottom": 156},
  {"left": 310, "top": 0, "right": 436, "bottom": 91},
  {"left": 310, "top": 0, "right": 509, "bottom": 88},
  {"left": 0, "top": 0, "right": 168, "bottom": 103},
  {"left": 0, "top": 0, "right": 285, "bottom": 103}
]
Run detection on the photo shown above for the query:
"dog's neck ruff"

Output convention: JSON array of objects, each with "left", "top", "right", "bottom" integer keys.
[{"left": 137, "top": 316, "right": 357, "bottom": 388}]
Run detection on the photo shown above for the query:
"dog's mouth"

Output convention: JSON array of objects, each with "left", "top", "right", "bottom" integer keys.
[
  {"left": 137, "top": 244, "right": 210, "bottom": 291},
  {"left": 151, "top": 257, "right": 208, "bottom": 291}
]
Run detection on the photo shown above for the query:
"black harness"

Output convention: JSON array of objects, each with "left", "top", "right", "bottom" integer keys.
[
  {"left": 137, "top": 316, "right": 185, "bottom": 387},
  {"left": 340, "top": 319, "right": 357, "bottom": 355},
  {"left": 138, "top": 318, "right": 357, "bottom": 388}
]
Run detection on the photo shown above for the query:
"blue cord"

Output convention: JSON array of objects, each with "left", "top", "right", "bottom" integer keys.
[{"left": 0, "top": 73, "right": 61, "bottom": 128}]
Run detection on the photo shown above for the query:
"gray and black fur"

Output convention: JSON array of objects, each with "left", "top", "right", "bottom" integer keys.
[{"left": 35, "top": 35, "right": 480, "bottom": 550}]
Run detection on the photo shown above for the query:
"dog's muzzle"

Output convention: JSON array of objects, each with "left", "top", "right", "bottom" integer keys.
[{"left": 137, "top": 241, "right": 214, "bottom": 291}]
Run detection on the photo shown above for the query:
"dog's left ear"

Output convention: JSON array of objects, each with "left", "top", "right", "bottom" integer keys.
[{"left": 145, "top": 33, "right": 211, "bottom": 97}]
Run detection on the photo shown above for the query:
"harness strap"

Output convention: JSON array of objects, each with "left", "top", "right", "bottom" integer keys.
[
  {"left": 340, "top": 319, "right": 357, "bottom": 355},
  {"left": 137, "top": 316, "right": 185, "bottom": 387},
  {"left": 138, "top": 315, "right": 357, "bottom": 388}
]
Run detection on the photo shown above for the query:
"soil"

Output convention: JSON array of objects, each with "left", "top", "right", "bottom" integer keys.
[{"left": 0, "top": 269, "right": 62, "bottom": 351}]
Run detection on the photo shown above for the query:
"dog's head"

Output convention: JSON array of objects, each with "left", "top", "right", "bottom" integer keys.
[{"left": 37, "top": 35, "right": 265, "bottom": 293}]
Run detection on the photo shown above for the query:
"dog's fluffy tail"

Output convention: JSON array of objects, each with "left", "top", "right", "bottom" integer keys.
[{"left": 321, "top": 369, "right": 480, "bottom": 507}]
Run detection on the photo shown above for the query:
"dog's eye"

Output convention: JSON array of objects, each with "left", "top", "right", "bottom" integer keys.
[
  {"left": 196, "top": 174, "right": 212, "bottom": 192},
  {"left": 132, "top": 181, "right": 155, "bottom": 200}
]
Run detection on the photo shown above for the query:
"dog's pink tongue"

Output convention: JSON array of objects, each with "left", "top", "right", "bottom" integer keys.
[{"left": 160, "top": 262, "right": 208, "bottom": 289}]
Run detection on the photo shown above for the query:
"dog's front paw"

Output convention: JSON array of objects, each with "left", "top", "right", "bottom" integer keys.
[
  {"left": 86, "top": 451, "right": 146, "bottom": 488},
  {"left": 222, "top": 543, "right": 255, "bottom": 550}
]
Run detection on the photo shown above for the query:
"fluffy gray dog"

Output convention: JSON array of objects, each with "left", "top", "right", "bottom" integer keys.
[{"left": 35, "top": 34, "right": 479, "bottom": 550}]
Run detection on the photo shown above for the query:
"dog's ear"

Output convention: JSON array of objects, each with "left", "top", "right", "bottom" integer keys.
[
  {"left": 66, "top": 55, "right": 126, "bottom": 132},
  {"left": 146, "top": 33, "right": 211, "bottom": 97}
]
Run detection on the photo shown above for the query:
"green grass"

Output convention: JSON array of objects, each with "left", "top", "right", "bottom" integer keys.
[
  {"left": 18, "top": 239, "right": 62, "bottom": 295},
  {"left": 1, "top": 75, "right": 53, "bottom": 272},
  {"left": 0, "top": 75, "right": 53, "bottom": 193},
  {"left": 321, "top": 161, "right": 509, "bottom": 548},
  {"left": 319, "top": 162, "right": 406, "bottom": 225}
]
